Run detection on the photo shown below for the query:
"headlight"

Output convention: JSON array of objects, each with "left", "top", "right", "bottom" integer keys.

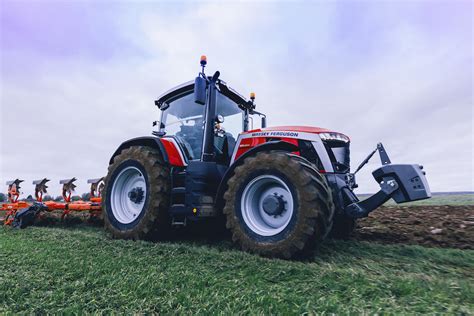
[{"left": 319, "top": 132, "right": 350, "bottom": 143}]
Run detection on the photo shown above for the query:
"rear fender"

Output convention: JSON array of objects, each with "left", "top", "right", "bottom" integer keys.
[
  {"left": 109, "top": 136, "right": 169, "bottom": 165},
  {"left": 215, "top": 140, "right": 299, "bottom": 210}
]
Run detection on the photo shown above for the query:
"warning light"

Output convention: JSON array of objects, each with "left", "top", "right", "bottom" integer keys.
[
  {"left": 200, "top": 55, "right": 207, "bottom": 66},
  {"left": 250, "top": 92, "right": 255, "bottom": 101},
  {"left": 192, "top": 208, "right": 198, "bottom": 214}
]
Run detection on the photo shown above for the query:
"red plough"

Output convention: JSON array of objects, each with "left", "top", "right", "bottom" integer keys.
[
  {"left": 0, "top": 177, "right": 104, "bottom": 228},
  {"left": 1, "top": 179, "right": 30, "bottom": 225}
]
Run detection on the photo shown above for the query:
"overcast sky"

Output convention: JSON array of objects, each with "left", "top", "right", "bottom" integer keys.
[{"left": 1, "top": 0, "right": 472, "bottom": 198}]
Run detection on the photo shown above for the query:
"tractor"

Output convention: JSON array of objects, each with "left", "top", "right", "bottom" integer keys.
[{"left": 102, "top": 56, "right": 431, "bottom": 258}]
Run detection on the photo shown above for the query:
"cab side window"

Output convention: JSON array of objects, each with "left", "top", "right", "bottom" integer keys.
[{"left": 161, "top": 92, "right": 205, "bottom": 160}]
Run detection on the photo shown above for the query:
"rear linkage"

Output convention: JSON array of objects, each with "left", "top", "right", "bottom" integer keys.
[{"left": 342, "top": 143, "right": 430, "bottom": 218}]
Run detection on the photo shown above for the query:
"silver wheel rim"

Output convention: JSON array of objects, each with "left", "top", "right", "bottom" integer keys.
[
  {"left": 241, "top": 175, "right": 294, "bottom": 236},
  {"left": 111, "top": 166, "right": 147, "bottom": 224}
]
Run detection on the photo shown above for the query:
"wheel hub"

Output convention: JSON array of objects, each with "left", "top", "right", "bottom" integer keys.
[
  {"left": 240, "top": 175, "right": 294, "bottom": 236},
  {"left": 110, "top": 166, "right": 147, "bottom": 224},
  {"left": 262, "top": 194, "right": 286, "bottom": 216},
  {"left": 128, "top": 187, "right": 144, "bottom": 204}
]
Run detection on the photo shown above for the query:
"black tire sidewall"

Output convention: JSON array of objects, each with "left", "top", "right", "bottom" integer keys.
[
  {"left": 105, "top": 159, "right": 150, "bottom": 231},
  {"left": 234, "top": 168, "right": 300, "bottom": 243}
]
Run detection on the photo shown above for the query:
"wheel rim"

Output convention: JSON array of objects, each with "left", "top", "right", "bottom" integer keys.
[
  {"left": 241, "top": 175, "right": 294, "bottom": 236},
  {"left": 111, "top": 166, "right": 147, "bottom": 224}
]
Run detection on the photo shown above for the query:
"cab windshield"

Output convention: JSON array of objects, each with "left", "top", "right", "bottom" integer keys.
[
  {"left": 160, "top": 90, "right": 244, "bottom": 161},
  {"left": 216, "top": 92, "right": 242, "bottom": 137}
]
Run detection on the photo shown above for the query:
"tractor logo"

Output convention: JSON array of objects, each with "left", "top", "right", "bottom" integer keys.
[{"left": 251, "top": 131, "right": 299, "bottom": 138}]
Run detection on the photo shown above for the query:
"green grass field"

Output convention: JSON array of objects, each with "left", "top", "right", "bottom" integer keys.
[
  {"left": 1, "top": 226, "right": 473, "bottom": 314},
  {"left": 1, "top": 193, "right": 473, "bottom": 314},
  {"left": 361, "top": 193, "right": 474, "bottom": 206}
]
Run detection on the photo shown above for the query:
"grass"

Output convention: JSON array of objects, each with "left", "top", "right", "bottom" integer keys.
[
  {"left": 359, "top": 193, "right": 474, "bottom": 206},
  {"left": 1, "top": 226, "right": 473, "bottom": 314}
]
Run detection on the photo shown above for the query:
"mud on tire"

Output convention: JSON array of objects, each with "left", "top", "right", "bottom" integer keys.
[
  {"left": 223, "top": 151, "right": 334, "bottom": 259},
  {"left": 102, "top": 146, "right": 171, "bottom": 240}
]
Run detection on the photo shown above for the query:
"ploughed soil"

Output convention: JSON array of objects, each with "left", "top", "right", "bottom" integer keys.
[
  {"left": 353, "top": 205, "right": 474, "bottom": 250},
  {"left": 2, "top": 205, "right": 473, "bottom": 250}
]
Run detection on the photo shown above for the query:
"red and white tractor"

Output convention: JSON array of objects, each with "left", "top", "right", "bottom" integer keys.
[{"left": 102, "top": 56, "right": 431, "bottom": 258}]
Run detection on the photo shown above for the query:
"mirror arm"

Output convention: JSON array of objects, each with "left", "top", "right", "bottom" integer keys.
[
  {"left": 250, "top": 110, "right": 266, "bottom": 118},
  {"left": 243, "top": 108, "right": 250, "bottom": 132},
  {"left": 199, "top": 71, "right": 209, "bottom": 82},
  {"left": 248, "top": 110, "right": 267, "bottom": 129}
]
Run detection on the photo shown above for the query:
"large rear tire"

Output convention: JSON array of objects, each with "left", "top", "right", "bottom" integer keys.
[
  {"left": 223, "top": 151, "right": 334, "bottom": 259},
  {"left": 102, "top": 146, "right": 171, "bottom": 240}
]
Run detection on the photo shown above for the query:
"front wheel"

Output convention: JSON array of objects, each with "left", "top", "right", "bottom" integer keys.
[{"left": 223, "top": 151, "right": 334, "bottom": 259}]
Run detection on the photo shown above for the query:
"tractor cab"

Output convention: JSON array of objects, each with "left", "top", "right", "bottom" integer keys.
[
  {"left": 154, "top": 57, "right": 266, "bottom": 166},
  {"left": 154, "top": 81, "right": 242, "bottom": 164}
]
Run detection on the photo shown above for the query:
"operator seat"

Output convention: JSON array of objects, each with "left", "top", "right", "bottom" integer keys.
[{"left": 176, "top": 124, "right": 202, "bottom": 160}]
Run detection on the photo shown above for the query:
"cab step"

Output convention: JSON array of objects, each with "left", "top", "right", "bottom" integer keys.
[{"left": 171, "top": 216, "right": 187, "bottom": 226}]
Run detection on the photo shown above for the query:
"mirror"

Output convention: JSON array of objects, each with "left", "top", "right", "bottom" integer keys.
[
  {"left": 152, "top": 120, "right": 165, "bottom": 129},
  {"left": 261, "top": 116, "right": 267, "bottom": 128},
  {"left": 194, "top": 77, "right": 207, "bottom": 105}
]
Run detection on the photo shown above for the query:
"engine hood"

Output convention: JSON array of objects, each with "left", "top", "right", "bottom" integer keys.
[
  {"left": 243, "top": 126, "right": 350, "bottom": 142},
  {"left": 245, "top": 125, "right": 334, "bottom": 134}
]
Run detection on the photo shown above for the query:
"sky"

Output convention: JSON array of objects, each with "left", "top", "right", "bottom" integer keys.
[{"left": 0, "top": 0, "right": 473, "bottom": 198}]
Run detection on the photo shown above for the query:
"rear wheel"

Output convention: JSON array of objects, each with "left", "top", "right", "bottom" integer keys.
[
  {"left": 223, "top": 151, "right": 334, "bottom": 259},
  {"left": 102, "top": 146, "right": 171, "bottom": 240}
]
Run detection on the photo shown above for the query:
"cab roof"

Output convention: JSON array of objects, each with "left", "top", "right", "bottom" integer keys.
[{"left": 155, "top": 79, "right": 249, "bottom": 110}]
